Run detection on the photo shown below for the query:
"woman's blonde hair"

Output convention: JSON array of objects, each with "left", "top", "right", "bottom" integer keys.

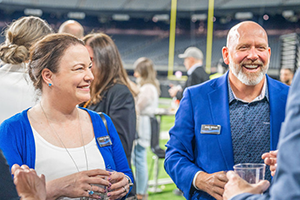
[
  {"left": 134, "top": 57, "right": 160, "bottom": 95},
  {"left": 83, "top": 33, "right": 136, "bottom": 105},
  {"left": 0, "top": 16, "right": 53, "bottom": 64}
]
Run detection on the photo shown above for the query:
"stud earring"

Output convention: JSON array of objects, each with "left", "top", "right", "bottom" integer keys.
[{"left": 48, "top": 83, "right": 52, "bottom": 87}]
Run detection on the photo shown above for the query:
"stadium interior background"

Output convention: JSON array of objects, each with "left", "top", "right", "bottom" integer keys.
[{"left": 1, "top": 0, "right": 300, "bottom": 97}]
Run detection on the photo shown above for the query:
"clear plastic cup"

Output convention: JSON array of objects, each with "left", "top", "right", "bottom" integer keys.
[
  {"left": 233, "top": 163, "right": 266, "bottom": 184},
  {"left": 91, "top": 169, "right": 116, "bottom": 200}
]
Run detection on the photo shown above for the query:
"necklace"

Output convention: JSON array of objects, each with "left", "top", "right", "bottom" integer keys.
[{"left": 40, "top": 102, "right": 89, "bottom": 172}]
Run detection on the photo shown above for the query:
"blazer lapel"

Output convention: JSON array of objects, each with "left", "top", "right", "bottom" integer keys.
[
  {"left": 267, "top": 76, "right": 287, "bottom": 150},
  {"left": 207, "top": 72, "right": 235, "bottom": 169}
]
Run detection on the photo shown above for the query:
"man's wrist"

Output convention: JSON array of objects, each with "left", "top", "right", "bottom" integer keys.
[{"left": 193, "top": 171, "right": 202, "bottom": 190}]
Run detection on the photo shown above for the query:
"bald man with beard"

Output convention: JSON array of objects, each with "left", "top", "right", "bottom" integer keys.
[{"left": 164, "top": 21, "right": 289, "bottom": 200}]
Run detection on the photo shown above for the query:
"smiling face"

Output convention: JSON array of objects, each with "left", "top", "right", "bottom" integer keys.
[
  {"left": 52, "top": 44, "right": 94, "bottom": 104},
  {"left": 223, "top": 22, "right": 271, "bottom": 86}
]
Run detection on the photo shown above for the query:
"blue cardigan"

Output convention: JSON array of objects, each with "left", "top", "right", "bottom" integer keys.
[
  {"left": 0, "top": 107, "right": 133, "bottom": 195},
  {"left": 165, "top": 72, "right": 289, "bottom": 200}
]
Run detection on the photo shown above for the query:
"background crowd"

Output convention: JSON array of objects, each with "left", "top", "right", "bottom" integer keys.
[{"left": 0, "top": 3, "right": 299, "bottom": 200}]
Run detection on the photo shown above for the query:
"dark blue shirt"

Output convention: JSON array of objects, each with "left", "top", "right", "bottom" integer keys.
[{"left": 228, "top": 78, "right": 271, "bottom": 182}]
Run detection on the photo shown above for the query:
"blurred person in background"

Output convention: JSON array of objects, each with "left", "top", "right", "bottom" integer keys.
[
  {"left": 58, "top": 20, "right": 84, "bottom": 39},
  {"left": 132, "top": 57, "right": 160, "bottom": 200},
  {"left": 0, "top": 33, "right": 133, "bottom": 200},
  {"left": 164, "top": 21, "right": 289, "bottom": 200},
  {"left": 210, "top": 58, "right": 229, "bottom": 80},
  {"left": 168, "top": 47, "right": 209, "bottom": 100},
  {"left": 279, "top": 67, "right": 294, "bottom": 86},
  {"left": 83, "top": 33, "right": 137, "bottom": 199},
  {"left": 0, "top": 16, "right": 53, "bottom": 124}
]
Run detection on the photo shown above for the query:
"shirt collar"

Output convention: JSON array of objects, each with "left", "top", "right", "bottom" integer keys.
[
  {"left": 228, "top": 76, "right": 269, "bottom": 104},
  {"left": 187, "top": 63, "right": 202, "bottom": 75}
]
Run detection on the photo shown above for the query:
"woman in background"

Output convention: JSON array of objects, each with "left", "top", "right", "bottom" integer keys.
[
  {"left": 0, "top": 16, "right": 53, "bottom": 124},
  {"left": 0, "top": 34, "right": 132, "bottom": 200},
  {"left": 132, "top": 57, "right": 160, "bottom": 200},
  {"left": 83, "top": 33, "right": 137, "bottom": 173}
]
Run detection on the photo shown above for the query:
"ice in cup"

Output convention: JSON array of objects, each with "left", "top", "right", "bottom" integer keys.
[{"left": 233, "top": 163, "right": 266, "bottom": 184}]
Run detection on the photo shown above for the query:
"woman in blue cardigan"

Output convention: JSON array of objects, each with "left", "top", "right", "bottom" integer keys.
[{"left": 0, "top": 33, "right": 133, "bottom": 200}]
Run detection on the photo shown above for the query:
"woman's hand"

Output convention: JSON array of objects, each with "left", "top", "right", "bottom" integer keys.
[
  {"left": 46, "top": 169, "right": 111, "bottom": 200},
  {"left": 107, "top": 171, "right": 131, "bottom": 200}
]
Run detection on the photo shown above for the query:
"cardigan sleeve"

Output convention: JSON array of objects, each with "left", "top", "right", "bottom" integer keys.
[
  {"left": 0, "top": 109, "right": 36, "bottom": 169},
  {"left": 0, "top": 115, "right": 27, "bottom": 168}
]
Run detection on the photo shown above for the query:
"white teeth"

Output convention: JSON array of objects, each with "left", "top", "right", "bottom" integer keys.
[
  {"left": 81, "top": 86, "right": 89, "bottom": 89},
  {"left": 244, "top": 65, "right": 258, "bottom": 69}
]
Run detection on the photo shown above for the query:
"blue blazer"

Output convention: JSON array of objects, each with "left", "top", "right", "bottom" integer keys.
[{"left": 164, "top": 72, "right": 289, "bottom": 200}]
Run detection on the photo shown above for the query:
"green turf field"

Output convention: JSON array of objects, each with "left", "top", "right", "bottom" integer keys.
[{"left": 134, "top": 98, "right": 184, "bottom": 199}]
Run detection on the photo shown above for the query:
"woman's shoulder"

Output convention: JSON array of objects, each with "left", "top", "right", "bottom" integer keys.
[
  {"left": 0, "top": 109, "right": 30, "bottom": 133},
  {"left": 140, "top": 83, "right": 157, "bottom": 93},
  {"left": 108, "top": 83, "right": 130, "bottom": 92},
  {"left": 80, "top": 107, "right": 115, "bottom": 133},
  {"left": 141, "top": 83, "right": 156, "bottom": 88},
  {"left": 107, "top": 83, "right": 132, "bottom": 97},
  {"left": 80, "top": 107, "right": 111, "bottom": 123},
  {"left": 2, "top": 109, "right": 29, "bottom": 123},
  {"left": 0, "top": 63, "right": 26, "bottom": 73}
]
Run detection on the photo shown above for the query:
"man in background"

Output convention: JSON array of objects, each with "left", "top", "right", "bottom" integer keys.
[
  {"left": 280, "top": 67, "right": 294, "bottom": 86},
  {"left": 168, "top": 47, "right": 209, "bottom": 100},
  {"left": 165, "top": 21, "right": 289, "bottom": 200},
  {"left": 58, "top": 20, "right": 84, "bottom": 39}
]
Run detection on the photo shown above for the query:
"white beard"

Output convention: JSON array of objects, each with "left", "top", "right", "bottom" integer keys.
[{"left": 229, "top": 56, "right": 269, "bottom": 86}]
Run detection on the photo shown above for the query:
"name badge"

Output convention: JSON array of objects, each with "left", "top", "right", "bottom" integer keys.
[
  {"left": 97, "top": 136, "right": 112, "bottom": 147},
  {"left": 200, "top": 125, "right": 221, "bottom": 135}
]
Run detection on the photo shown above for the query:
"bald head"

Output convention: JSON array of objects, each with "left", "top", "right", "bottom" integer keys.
[
  {"left": 226, "top": 21, "right": 268, "bottom": 49},
  {"left": 222, "top": 21, "right": 271, "bottom": 87},
  {"left": 58, "top": 20, "right": 84, "bottom": 39}
]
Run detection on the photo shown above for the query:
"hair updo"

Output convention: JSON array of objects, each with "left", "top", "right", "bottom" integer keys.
[{"left": 0, "top": 16, "right": 53, "bottom": 64}]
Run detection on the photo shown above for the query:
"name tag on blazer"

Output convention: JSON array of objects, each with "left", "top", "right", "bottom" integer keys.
[
  {"left": 97, "top": 136, "right": 112, "bottom": 147},
  {"left": 200, "top": 125, "right": 221, "bottom": 135}
]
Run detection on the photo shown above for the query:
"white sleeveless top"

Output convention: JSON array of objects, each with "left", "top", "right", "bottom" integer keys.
[{"left": 32, "top": 127, "right": 105, "bottom": 200}]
